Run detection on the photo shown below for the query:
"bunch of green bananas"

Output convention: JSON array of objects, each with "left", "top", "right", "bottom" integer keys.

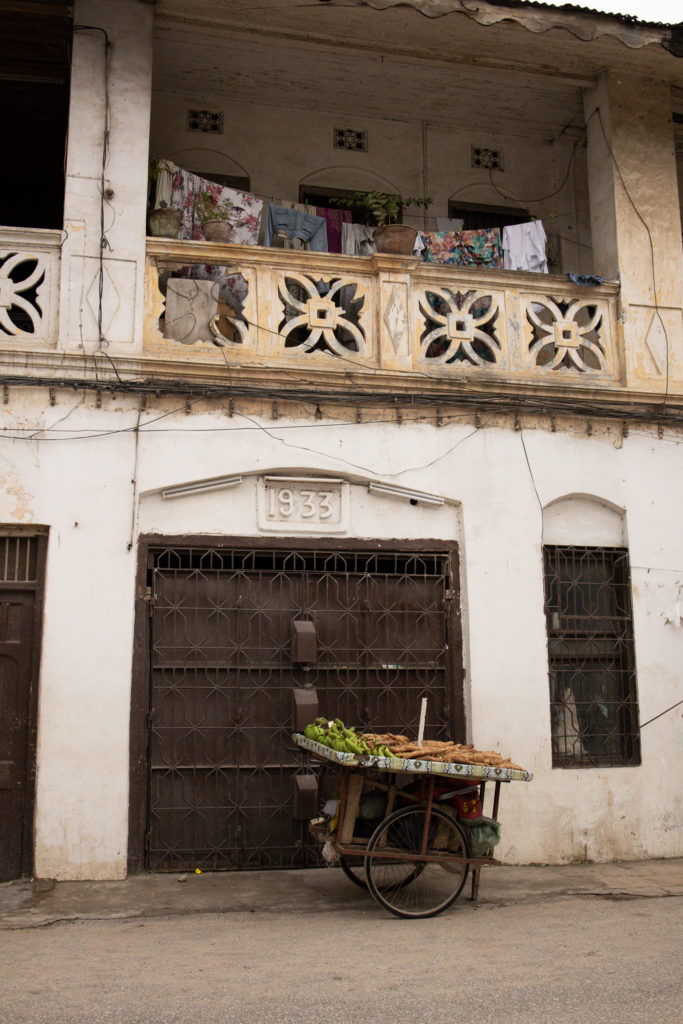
[{"left": 303, "top": 718, "right": 394, "bottom": 758}]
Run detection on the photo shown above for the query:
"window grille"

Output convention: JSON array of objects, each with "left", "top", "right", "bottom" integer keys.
[
  {"left": 543, "top": 546, "right": 640, "bottom": 768},
  {"left": 0, "top": 536, "right": 38, "bottom": 582}
]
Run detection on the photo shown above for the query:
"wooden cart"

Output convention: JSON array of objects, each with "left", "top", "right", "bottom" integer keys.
[{"left": 294, "top": 732, "right": 533, "bottom": 919}]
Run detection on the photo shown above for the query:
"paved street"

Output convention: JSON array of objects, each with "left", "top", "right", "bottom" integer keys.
[{"left": 1, "top": 860, "right": 681, "bottom": 1024}]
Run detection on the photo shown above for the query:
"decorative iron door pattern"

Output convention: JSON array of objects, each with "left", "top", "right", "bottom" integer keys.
[{"left": 147, "top": 546, "right": 459, "bottom": 871}]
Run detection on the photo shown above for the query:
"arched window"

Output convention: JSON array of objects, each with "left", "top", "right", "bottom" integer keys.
[{"left": 541, "top": 496, "right": 640, "bottom": 769}]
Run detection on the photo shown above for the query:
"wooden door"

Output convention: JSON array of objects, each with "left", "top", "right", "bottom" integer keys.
[{"left": 0, "top": 590, "right": 36, "bottom": 881}]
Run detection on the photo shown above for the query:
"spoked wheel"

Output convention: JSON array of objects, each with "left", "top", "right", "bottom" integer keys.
[
  {"left": 339, "top": 854, "right": 369, "bottom": 889},
  {"left": 364, "top": 804, "right": 469, "bottom": 918},
  {"left": 339, "top": 851, "right": 425, "bottom": 891}
]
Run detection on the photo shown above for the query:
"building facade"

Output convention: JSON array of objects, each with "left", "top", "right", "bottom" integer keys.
[{"left": 1, "top": 0, "right": 682, "bottom": 881}]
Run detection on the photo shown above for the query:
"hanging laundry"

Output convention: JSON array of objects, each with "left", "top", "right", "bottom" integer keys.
[
  {"left": 316, "top": 207, "right": 352, "bottom": 254},
  {"left": 154, "top": 159, "right": 177, "bottom": 209},
  {"left": 421, "top": 228, "right": 503, "bottom": 268},
  {"left": 169, "top": 165, "right": 263, "bottom": 246},
  {"left": 342, "top": 223, "right": 377, "bottom": 256},
  {"left": 276, "top": 200, "right": 319, "bottom": 216},
  {"left": 263, "top": 204, "right": 328, "bottom": 251},
  {"left": 566, "top": 273, "right": 604, "bottom": 286},
  {"left": 502, "top": 220, "right": 548, "bottom": 273}
]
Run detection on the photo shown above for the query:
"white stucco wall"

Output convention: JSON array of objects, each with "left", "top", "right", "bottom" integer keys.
[
  {"left": 1, "top": 390, "right": 681, "bottom": 877},
  {"left": 60, "top": 0, "right": 153, "bottom": 353}
]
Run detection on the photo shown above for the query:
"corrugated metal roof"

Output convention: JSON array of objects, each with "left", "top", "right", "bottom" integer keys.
[
  {"left": 365, "top": 1, "right": 682, "bottom": 56},
  {"left": 490, "top": 1, "right": 680, "bottom": 30}
]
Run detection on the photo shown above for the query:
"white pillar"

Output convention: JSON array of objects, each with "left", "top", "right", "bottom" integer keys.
[
  {"left": 583, "top": 72, "right": 683, "bottom": 392},
  {"left": 60, "top": 0, "right": 154, "bottom": 355}
]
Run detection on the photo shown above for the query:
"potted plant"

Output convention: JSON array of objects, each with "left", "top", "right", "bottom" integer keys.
[
  {"left": 195, "top": 191, "right": 238, "bottom": 242},
  {"left": 330, "top": 191, "right": 432, "bottom": 254}
]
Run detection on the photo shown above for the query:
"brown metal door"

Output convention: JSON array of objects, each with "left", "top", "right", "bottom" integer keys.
[
  {"left": 146, "top": 546, "right": 461, "bottom": 871},
  {"left": 0, "top": 590, "right": 36, "bottom": 881}
]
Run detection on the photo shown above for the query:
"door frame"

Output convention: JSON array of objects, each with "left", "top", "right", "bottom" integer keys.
[
  {"left": 0, "top": 529, "right": 48, "bottom": 879},
  {"left": 128, "top": 534, "right": 464, "bottom": 873}
]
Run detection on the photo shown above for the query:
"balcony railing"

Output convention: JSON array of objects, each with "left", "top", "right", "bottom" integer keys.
[
  {"left": 0, "top": 227, "right": 61, "bottom": 348},
  {"left": 145, "top": 238, "right": 621, "bottom": 392}
]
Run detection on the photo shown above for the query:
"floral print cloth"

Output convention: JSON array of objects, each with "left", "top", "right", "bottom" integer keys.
[
  {"left": 168, "top": 163, "right": 263, "bottom": 246},
  {"left": 420, "top": 228, "right": 503, "bottom": 268},
  {"left": 162, "top": 162, "right": 264, "bottom": 313}
]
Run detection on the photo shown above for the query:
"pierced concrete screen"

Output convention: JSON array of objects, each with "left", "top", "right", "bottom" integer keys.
[
  {"left": 471, "top": 146, "right": 503, "bottom": 171},
  {"left": 334, "top": 126, "right": 368, "bottom": 152},
  {"left": 187, "top": 109, "right": 224, "bottom": 134}
]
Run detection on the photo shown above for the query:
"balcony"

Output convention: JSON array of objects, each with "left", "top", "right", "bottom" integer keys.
[
  {"left": 144, "top": 237, "right": 626, "bottom": 413},
  {"left": 0, "top": 228, "right": 61, "bottom": 350}
]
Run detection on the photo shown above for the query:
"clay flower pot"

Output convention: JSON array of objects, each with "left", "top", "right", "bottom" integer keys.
[
  {"left": 373, "top": 224, "right": 418, "bottom": 255},
  {"left": 201, "top": 220, "right": 234, "bottom": 243},
  {"left": 148, "top": 207, "right": 181, "bottom": 238}
]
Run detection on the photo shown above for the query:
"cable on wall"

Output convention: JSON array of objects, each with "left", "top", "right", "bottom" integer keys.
[
  {"left": 72, "top": 26, "right": 114, "bottom": 371},
  {"left": 592, "top": 106, "right": 670, "bottom": 409}
]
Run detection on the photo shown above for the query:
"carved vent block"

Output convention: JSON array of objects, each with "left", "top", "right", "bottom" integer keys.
[
  {"left": 307, "top": 298, "right": 339, "bottom": 330},
  {"left": 333, "top": 126, "right": 368, "bottom": 152},
  {"left": 0, "top": 252, "right": 46, "bottom": 336},
  {"left": 472, "top": 146, "right": 503, "bottom": 171},
  {"left": 447, "top": 312, "right": 474, "bottom": 342},
  {"left": 527, "top": 297, "right": 608, "bottom": 373},
  {"left": 187, "top": 108, "right": 224, "bottom": 134},
  {"left": 278, "top": 272, "right": 366, "bottom": 357},
  {"left": 419, "top": 288, "right": 501, "bottom": 367}
]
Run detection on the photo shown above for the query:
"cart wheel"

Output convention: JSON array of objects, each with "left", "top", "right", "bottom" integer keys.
[
  {"left": 364, "top": 804, "right": 469, "bottom": 919},
  {"left": 339, "top": 854, "right": 368, "bottom": 889},
  {"left": 339, "top": 852, "right": 424, "bottom": 891}
]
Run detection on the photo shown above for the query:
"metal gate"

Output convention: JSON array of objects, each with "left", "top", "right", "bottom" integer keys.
[{"left": 145, "top": 544, "right": 462, "bottom": 871}]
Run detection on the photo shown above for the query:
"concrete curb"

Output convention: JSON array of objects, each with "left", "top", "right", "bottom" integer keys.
[{"left": 1, "top": 858, "right": 681, "bottom": 930}]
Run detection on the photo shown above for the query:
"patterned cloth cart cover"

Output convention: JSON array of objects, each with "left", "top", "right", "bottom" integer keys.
[{"left": 293, "top": 733, "right": 533, "bottom": 783}]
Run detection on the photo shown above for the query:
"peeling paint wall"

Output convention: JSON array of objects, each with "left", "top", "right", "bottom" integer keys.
[{"left": 1, "top": 389, "right": 681, "bottom": 876}]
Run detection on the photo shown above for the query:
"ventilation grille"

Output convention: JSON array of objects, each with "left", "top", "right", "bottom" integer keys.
[
  {"left": 187, "top": 109, "right": 224, "bottom": 134},
  {"left": 334, "top": 126, "right": 368, "bottom": 152},
  {"left": 0, "top": 536, "right": 38, "bottom": 582},
  {"left": 471, "top": 146, "right": 503, "bottom": 171}
]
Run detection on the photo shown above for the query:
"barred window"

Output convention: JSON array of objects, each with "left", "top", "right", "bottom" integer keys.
[{"left": 543, "top": 546, "right": 640, "bottom": 768}]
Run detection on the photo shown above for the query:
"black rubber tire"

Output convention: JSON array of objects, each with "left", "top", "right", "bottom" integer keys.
[
  {"left": 339, "top": 851, "right": 425, "bottom": 892},
  {"left": 339, "top": 854, "right": 369, "bottom": 889},
  {"left": 364, "top": 804, "right": 469, "bottom": 919}
]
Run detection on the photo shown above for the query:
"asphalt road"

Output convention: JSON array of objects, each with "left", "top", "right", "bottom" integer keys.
[{"left": 1, "top": 892, "right": 680, "bottom": 1024}]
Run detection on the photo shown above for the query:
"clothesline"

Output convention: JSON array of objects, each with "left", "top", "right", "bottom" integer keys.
[{"left": 155, "top": 158, "right": 548, "bottom": 272}]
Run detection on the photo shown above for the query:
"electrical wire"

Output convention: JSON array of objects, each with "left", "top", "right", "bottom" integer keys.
[
  {"left": 72, "top": 25, "right": 113, "bottom": 376},
  {"left": 592, "top": 107, "right": 670, "bottom": 409},
  {"left": 639, "top": 699, "right": 683, "bottom": 730},
  {"left": 487, "top": 110, "right": 596, "bottom": 208}
]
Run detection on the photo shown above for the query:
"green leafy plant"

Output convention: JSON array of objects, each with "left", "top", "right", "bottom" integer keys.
[
  {"left": 195, "top": 190, "right": 236, "bottom": 225},
  {"left": 330, "top": 190, "right": 432, "bottom": 227}
]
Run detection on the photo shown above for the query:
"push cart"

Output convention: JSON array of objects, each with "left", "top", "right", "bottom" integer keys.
[{"left": 293, "top": 732, "right": 533, "bottom": 919}]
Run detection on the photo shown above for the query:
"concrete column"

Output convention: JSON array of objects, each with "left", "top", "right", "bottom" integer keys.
[
  {"left": 583, "top": 72, "right": 683, "bottom": 391},
  {"left": 59, "top": 0, "right": 154, "bottom": 355}
]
